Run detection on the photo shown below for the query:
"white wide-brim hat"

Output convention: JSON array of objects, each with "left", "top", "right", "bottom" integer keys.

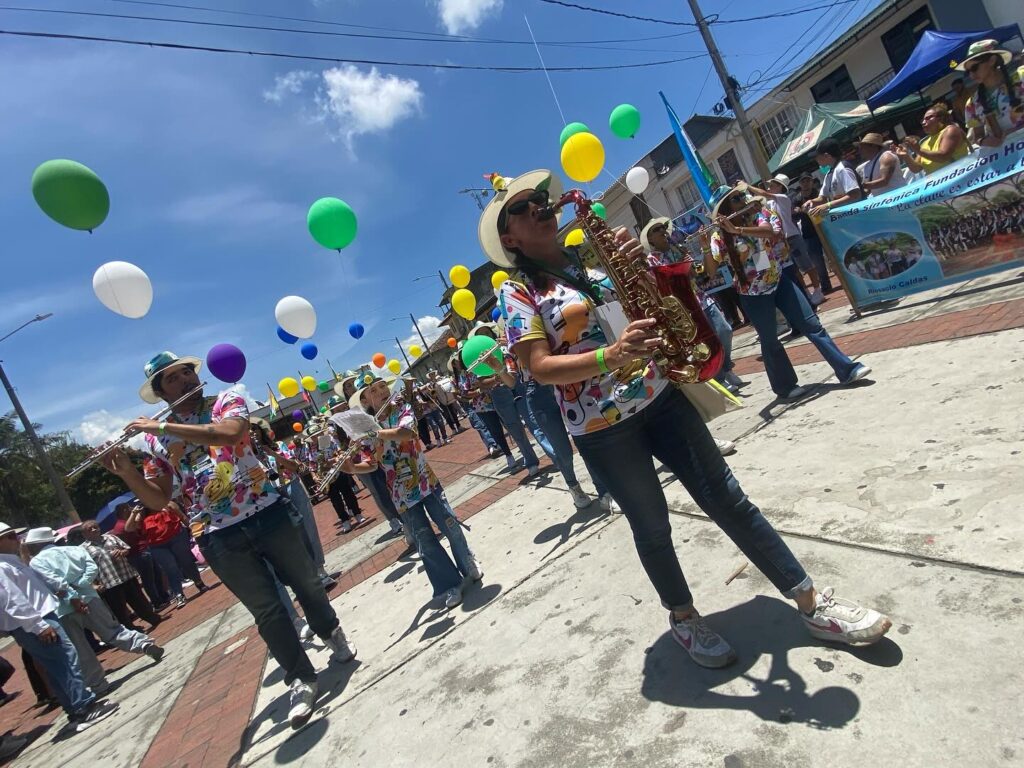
[
  {"left": 478, "top": 170, "right": 564, "bottom": 269},
  {"left": 24, "top": 527, "right": 56, "bottom": 545},
  {"left": 956, "top": 39, "right": 1012, "bottom": 71},
  {"left": 640, "top": 216, "right": 673, "bottom": 252},
  {"left": 139, "top": 351, "right": 203, "bottom": 404}
]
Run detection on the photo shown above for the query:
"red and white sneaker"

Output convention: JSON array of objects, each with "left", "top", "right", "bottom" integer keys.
[
  {"left": 669, "top": 611, "right": 737, "bottom": 668},
  {"left": 802, "top": 587, "right": 892, "bottom": 646}
]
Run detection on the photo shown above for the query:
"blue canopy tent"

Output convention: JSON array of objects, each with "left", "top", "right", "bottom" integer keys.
[{"left": 867, "top": 25, "right": 1022, "bottom": 111}]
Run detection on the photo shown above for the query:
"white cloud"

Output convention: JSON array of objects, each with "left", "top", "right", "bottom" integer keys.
[
  {"left": 222, "top": 382, "right": 258, "bottom": 409},
  {"left": 398, "top": 315, "right": 444, "bottom": 355},
  {"left": 166, "top": 185, "right": 304, "bottom": 231},
  {"left": 433, "top": 0, "right": 503, "bottom": 34},
  {"left": 263, "top": 70, "right": 317, "bottom": 103},
  {"left": 74, "top": 409, "right": 145, "bottom": 451}
]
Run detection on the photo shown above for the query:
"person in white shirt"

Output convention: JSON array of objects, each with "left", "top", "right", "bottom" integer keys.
[
  {"left": 802, "top": 138, "right": 864, "bottom": 219},
  {"left": 0, "top": 522, "right": 119, "bottom": 731},
  {"left": 855, "top": 133, "right": 907, "bottom": 198}
]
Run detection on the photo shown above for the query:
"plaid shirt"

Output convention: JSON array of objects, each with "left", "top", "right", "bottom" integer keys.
[{"left": 82, "top": 534, "right": 139, "bottom": 590}]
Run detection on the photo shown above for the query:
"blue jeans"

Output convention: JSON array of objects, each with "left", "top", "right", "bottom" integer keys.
[
  {"left": 425, "top": 410, "right": 448, "bottom": 442},
  {"left": 198, "top": 498, "right": 340, "bottom": 685},
  {"left": 284, "top": 480, "right": 325, "bottom": 568},
  {"left": 468, "top": 409, "right": 497, "bottom": 450},
  {"left": 704, "top": 300, "right": 734, "bottom": 376},
  {"left": 404, "top": 491, "right": 475, "bottom": 598},
  {"left": 12, "top": 615, "right": 93, "bottom": 715},
  {"left": 129, "top": 550, "right": 169, "bottom": 606},
  {"left": 740, "top": 271, "right": 858, "bottom": 396},
  {"left": 574, "top": 386, "right": 811, "bottom": 610},
  {"left": 488, "top": 384, "right": 539, "bottom": 467},
  {"left": 805, "top": 237, "right": 834, "bottom": 291},
  {"left": 364, "top": 467, "right": 402, "bottom": 525},
  {"left": 150, "top": 528, "right": 203, "bottom": 599}
]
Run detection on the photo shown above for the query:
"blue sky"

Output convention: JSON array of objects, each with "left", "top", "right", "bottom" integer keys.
[{"left": 0, "top": 0, "right": 881, "bottom": 443}]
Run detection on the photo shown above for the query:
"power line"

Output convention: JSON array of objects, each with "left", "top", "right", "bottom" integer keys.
[
  {"left": 0, "top": 27, "right": 705, "bottom": 71},
  {"left": 536, "top": 0, "right": 695, "bottom": 26},
  {"left": 536, "top": 0, "right": 864, "bottom": 26}
]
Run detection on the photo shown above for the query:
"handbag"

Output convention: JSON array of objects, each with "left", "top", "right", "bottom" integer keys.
[{"left": 677, "top": 378, "right": 743, "bottom": 423}]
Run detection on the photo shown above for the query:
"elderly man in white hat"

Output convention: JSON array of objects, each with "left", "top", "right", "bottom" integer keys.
[
  {"left": 98, "top": 350, "right": 356, "bottom": 730},
  {"left": 0, "top": 522, "right": 119, "bottom": 732},
  {"left": 25, "top": 526, "right": 163, "bottom": 680}
]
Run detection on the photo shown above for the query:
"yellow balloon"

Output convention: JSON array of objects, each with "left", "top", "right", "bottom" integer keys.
[
  {"left": 409, "top": 344, "right": 422, "bottom": 357},
  {"left": 452, "top": 288, "right": 476, "bottom": 320},
  {"left": 560, "top": 131, "right": 605, "bottom": 183},
  {"left": 449, "top": 265, "right": 471, "bottom": 289},
  {"left": 278, "top": 377, "right": 299, "bottom": 398},
  {"left": 387, "top": 359, "right": 401, "bottom": 374},
  {"left": 363, "top": 374, "right": 373, "bottom": 384},
  {"left": 301, "top": 375, "right": 317, "bottom": 392},
  {"left": 490, "top": 270, "right": 510, "bottom": 290},
  {"left": 565, "top": 228, "right": 585, "bottom": 247}
]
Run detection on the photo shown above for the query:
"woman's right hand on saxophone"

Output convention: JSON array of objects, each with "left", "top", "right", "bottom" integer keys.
[{"left": 607, "top": 318, "right": 661, "bottom": 368}]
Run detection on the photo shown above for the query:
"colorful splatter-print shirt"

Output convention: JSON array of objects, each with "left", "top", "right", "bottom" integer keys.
[
  {"left": 709, "top": 205, "right": 784, "bottom": 297},
  {"left": 964, "top": 66, "right": 1024, "bottom": 136},
  {"left": 143, "top": 392, "right": 279, "bottom": 535},
  {"left": 499, "top": 264, "right": 669, "bottom": 437},
  {"left": 379, "top": 403, "right": 441, "bottom": 512},
  {"left": 457, "top": 371, "right": 495, "bottom": 412}
]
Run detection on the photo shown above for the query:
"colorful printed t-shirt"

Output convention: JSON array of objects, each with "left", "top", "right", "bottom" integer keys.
[
  {"left": 500, "top": 263, "right": 668, "bottom": 436},
  {"left": 457, "top": 371, "right": 495, "bottom": 412},
  {"left": 143, "top": 391, "right": 279, "bottom": 535},
  {"left": 709, "top": 206, "right": 784, "bottom": 297},
  {"left": 964, "top": 66, "right": 1024, "bottom": 136},
  {"left": 379, "top": 403, "right": 441, "bottom": 513}
]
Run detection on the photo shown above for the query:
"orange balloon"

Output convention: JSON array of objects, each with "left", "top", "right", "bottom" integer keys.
[
  {"left": 292, "top": 422, "right": 303, "bottom": 433},
  {"left": 446, "top": 337, "right": 457, "bottom": 348},
  {"left": 372, "top": 352, "right": 386, "bottom": 368}
]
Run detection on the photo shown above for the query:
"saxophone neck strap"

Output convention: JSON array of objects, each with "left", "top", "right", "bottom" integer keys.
[{"left": 520, "top": 249, "right": 603, "bottom": 304}]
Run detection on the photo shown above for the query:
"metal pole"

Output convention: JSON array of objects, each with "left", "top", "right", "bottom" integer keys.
[
  {"left": 0, "top": 360, "right": 79, "bottom": 523},
  {"left": 685, "top": 0, "right": 772, "bottom": 181},
  {"left": 410, "top": 314, "right": 431, "bottom": 353},
  {"left": 393, "top": 337, "right": 412, "bottom": 369}
]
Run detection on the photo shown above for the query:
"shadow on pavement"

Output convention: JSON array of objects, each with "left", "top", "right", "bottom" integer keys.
[
  {"left": 383, "top": 561, "right": 418, "bottom": 584},
  {"left": 641, "top": 595, "right": 902, "bottom": 730},
  {"left": 533, "top": 502, "right": 610, "bottom": 561}
]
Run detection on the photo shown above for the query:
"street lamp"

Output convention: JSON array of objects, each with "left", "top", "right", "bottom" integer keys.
[{"left": 0, "top": 314, "right": 79, "bottom": 523}]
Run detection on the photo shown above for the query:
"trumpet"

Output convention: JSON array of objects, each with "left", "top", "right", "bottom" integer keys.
[{"left": 65, "top": 382, "right": 208, "bottom": 480}]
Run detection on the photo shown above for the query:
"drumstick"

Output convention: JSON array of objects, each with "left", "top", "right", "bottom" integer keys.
[{"left": 724, "top": 560, "right": 749, "bottom": 585}]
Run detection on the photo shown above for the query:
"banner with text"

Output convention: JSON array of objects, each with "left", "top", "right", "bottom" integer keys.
[{"left": 818, "top": 130, "right": 1024, "bottom": 308}]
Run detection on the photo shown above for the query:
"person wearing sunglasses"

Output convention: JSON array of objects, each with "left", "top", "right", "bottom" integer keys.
[
  {"left": 895, "top": 104, "right": 969, "bottom": 176},
  {"left": 485, "top": 170, "right": 891, "bottom": 670},
  {"left": 958, "top": 39, "right": 1024, "bottom": 148}
]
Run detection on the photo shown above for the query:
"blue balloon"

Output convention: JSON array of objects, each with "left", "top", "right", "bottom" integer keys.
[
  {"left": 348, "top": 322, "right": 364, "bottom": 340},
  {"left": 277, "top": 326, "right": 298, "bottom": 344},
  {"left": 300, "top": 342, "right": 318, "bottom": 360},
  {"left": 491, "top": 307, "right": 502, "bottom": 321}
]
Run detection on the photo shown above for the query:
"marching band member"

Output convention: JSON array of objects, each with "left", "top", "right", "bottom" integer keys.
[
  {"left": 99, "top": 351, "right": 355, "bottom": 729},
  {"left": 485, "top": 169, "right": 891, "bottom": 667}
]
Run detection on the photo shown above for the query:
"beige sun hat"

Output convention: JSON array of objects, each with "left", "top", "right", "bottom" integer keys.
[
  {"left": 955, "top": 39, "right": 1012, "bottom": 71},
  {"left": 139, "top": 351, "right": 202, "bottom": 404},
  {"left": 468, "top": 321, "right": 498, "bottom": 338},
  {"left": 478, "top": 170, "right": 564, "bottom": 268},
  {"left": 348, "top": 387, "right": 368, "bottom": 411},
  {"left": 639, "top": 216, "right": 672, "bottom": 252},
  {"left": 856, "top": 132, "right": 886, "bottom": 148},
  {"left": 769, "top": 173, "right": 792, "bottom": 191}
]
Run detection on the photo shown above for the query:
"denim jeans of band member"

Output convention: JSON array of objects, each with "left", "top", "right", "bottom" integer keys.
[
  {"left": 56, "top": 614, "right": 107, "bottom": 691},
  {"left": 488, "top": 384, "right": 539, "bottom": 467},
  {"left": 740, "top": 271, "right": 858, "bottom": 396},
  {"left": 12, "top": 616, "right": 94, "bottom": 715},
  {"left": 198, "top": 498, "right": 340, "bottom": 685},
  {"left": 782, "top": 263, "right": 812, "bottom": 304},
  {"left": 404, "top": 490, "right": 475, "bottom": 598},
  {"left": 364, "top": 466, "right": 403, "bottom": 526},
  {"left": 805, "top": 236, "right": 834, "bottom": 291},
  {"left": 511, "top": 376, "right": 556, "bottom": 460},
  {"left": 425, "top": 410, "right": 448, "bottom": 442},
  {"left": 703, "top": 301, "right": 734, "bottom": 376},
  {"left": 283, "top": 480, "right": 325, "bottom": 568},
  {"left": 129, "top": 550, "right": 169, "bottom": 606},
  {"left": 574, "top": 386, "right": 811, "bottom": 610},
  {"left": 475, "top": 410, "right": 512, "bottom": 456},
  {"left": 439, "top": 402, "right": 462, "bottom": 431},
  {"left": 150, "top": 528, "right": 203, "bottom": 599},
  {"left": 468, "top": 410, "right": 497, "bottom": 450}
]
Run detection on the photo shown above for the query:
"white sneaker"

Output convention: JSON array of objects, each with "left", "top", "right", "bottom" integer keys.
[
  {"left": 569, "top": 484, "right": 592, "bottom": 508},
  {"left": 802, "top": 587, "right": 892, "bottom": 646},
  {"left": 293, "top": 618, "right": 314, "bottom": 641},
  {"left": 445, "top": 585, "right": 463, "bottom": 609},
  {"left": 781, "top": 385, "right": 810, "bottom": 402},
  {"left": 340, "top": 521, "right": 352, "bottom": 534},
  {"left": 598, "top": 493, "right": 621, "bottom": 514},
  {"left": 488, "top": 447, "right": 502, "bottom": 458},
  {"left": 669, "top": 611, "right": 737, "bottom": 668},
  {"left": 714, "top": 437, "right": 736, "bottom": 456},
  {"left": 465, "top": 560, "right": 483, "bottom": 583},
  {"left": 526, "top": 464, "right": 540, "bottom": 478},
  {"left": 841, "top": 363, "right": 872, "bottom": 385},
  {"left": 389, "top": 519, "right": 403, "bottom": 534},
  {"left": 70, "top": 700, "right": 119, "bottom": 732},
  {"left": 287, "top": 680, "right": 318, "bottom": 729},
  {"left": 809, "top": 288, "right": 825, "bottom": 306},
  {"left": 325, "top": 627, "right": 357, "bottom": 663},
  {"left": 354, "top": 514, "right": 368, "bottom": 525}
]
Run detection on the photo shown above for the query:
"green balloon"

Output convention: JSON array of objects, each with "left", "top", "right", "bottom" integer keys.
[
  {"left": 461, "top": 335, "right": 502, "bottom": 377},
  {"left": 609, "top": 104, "right": 641, "bottom": 139},
  {"left": 592, "top": 202, "right": 607, "bottom": 220},
  {"left": 317, "top": 380, "right": 330, "bottom": 392},
  {"left": 31, "top": 159, "right": 109, "bottom": 232},
  {"left": 559, "top": 122, "right": 590, "bottom": 148},
  {"left": 308, "top": 197, "right": 357, "bottom": 250}
]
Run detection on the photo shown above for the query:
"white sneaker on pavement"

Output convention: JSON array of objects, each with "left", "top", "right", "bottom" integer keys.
[
  {"left": 569, "top": 484, "right": 592, "bottom": 508},
  {"left": 841, "top": 363, "right": 872, "bottom": 385},
  {"left": 809, "top": 288, "right": 825, "bottom": 306},
  {"left": 526, "top": 464, "right": 540, "bottom": 478},
  {"left": 598, "top": 493, "right": 621, "bottom": 514},
  {"left": 445, "top": 585, "right": 463, "bottom": 609},
  {"left": 325, "top": 627, "right": 357, "bottom": 663},
  {"left": 714, "top": 437, "right": 736, "bottom": 456},
  {"left": 669, "top": 611, "right": 738, "bottom": 668},
  {"left": 340, "top": 521, "right": 352, "bottom": 534},
  {"left": 781, "top": 385, "right": 811, "bottom": 402},
  {"left": 802, "top": 587, "right": 892, "bottom": 645},
  {"left": 288, "top": 680, "right": 318, "bottom": 729},
  {"left": 70, "top": 700, "right": 119, "bottom": 733},
  {"left": 294, "top": 618, "right": 314, "bottom": 641}
]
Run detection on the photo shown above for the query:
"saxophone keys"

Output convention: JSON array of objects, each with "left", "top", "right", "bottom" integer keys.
[
  {"left": 693, "top": 343, "right": 711, "bottom": 362},
  {"left": 671, "top": 365, "right": 699, "bottom": 383}
]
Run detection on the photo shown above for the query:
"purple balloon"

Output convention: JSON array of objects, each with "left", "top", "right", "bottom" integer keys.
[
  {"left": 292, "top": 409, "right": 305, "bottom": 421},
  {"left": 206, "top": 343, "right": 246, "bottom": 383}
]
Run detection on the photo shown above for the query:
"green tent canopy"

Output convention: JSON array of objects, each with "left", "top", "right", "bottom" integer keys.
[{"left": 767, "top": 95, "right": 927, "bottom": 174}]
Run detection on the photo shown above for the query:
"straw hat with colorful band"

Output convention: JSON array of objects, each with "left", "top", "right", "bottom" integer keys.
[
  {"left": 955, "top": 39, "right": 1012, "bottom": 71},
  {"left": 139, "top": 351, "right": 202, "bottom": 404},
  {"left": 709, "top": 184, "right": 764, "bottom": 220},
  {"left": 856, "top": 132, "right": 886, "bottom": 148},
  {"left": 639, "top": 216, "right": 673, "bottom": 252},
  {"left": 478, "top": 170, "right": 564, "bottom": 268}
]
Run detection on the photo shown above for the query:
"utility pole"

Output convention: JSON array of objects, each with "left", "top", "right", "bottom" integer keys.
[
  {"left": 409, "top": 313, "right": 431, "bottom": 354},
  {"left": 392, "top": 337, "right": 412, "bottom": 370},
  {"left": 685, "top": 0, "right": 772, "bottom": 181}
]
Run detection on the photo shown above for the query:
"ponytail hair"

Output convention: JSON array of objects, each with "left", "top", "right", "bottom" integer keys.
[{"left": 977, "top": 57, "right": 1022, "bottom": 115}]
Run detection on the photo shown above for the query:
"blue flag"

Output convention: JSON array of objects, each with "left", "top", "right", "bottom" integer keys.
[{"left": 660, "top": 91, "right": 716, "bottom": 205}]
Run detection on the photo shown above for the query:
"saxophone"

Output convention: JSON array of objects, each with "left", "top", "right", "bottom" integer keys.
[{"left": 550, "top": 190, "right": 723, "bottom": 384}]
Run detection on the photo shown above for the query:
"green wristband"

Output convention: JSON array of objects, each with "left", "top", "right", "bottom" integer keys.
[
  {"left": 595, "top": 347, "right": 611, "bottom": 374},
  {"left": 158, "top": 423, "right": 166, "bottom": 436}
]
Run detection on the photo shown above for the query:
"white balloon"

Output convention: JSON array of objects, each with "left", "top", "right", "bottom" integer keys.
[
  {"left": 626, "top": 166, "right": 650, "bottom": 194},
  {"left": 92, "top": 261, "right": 153, "bottom": 319},
  {"left": 275, "top": 295, "right": 317, "bottom": 338}
]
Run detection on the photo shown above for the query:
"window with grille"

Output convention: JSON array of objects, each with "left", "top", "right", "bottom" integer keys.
[
  {"left": 811, "top": 65, "right": 859, "bottom": 103},
  {"left": 675, "top": 177, "right": 701, "bottom": 213},
  {"left": 757, "top": 105, "right": 799, "bottom": 158}
]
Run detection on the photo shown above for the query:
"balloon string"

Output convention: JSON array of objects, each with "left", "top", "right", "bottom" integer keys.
[{"left": 524, "top": 14, "right": 566, "bottom": 127}]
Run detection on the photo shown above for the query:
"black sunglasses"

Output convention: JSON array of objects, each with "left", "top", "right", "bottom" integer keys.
[{"left": 498, "top": 190, "right": 549, "bottom": 232}]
